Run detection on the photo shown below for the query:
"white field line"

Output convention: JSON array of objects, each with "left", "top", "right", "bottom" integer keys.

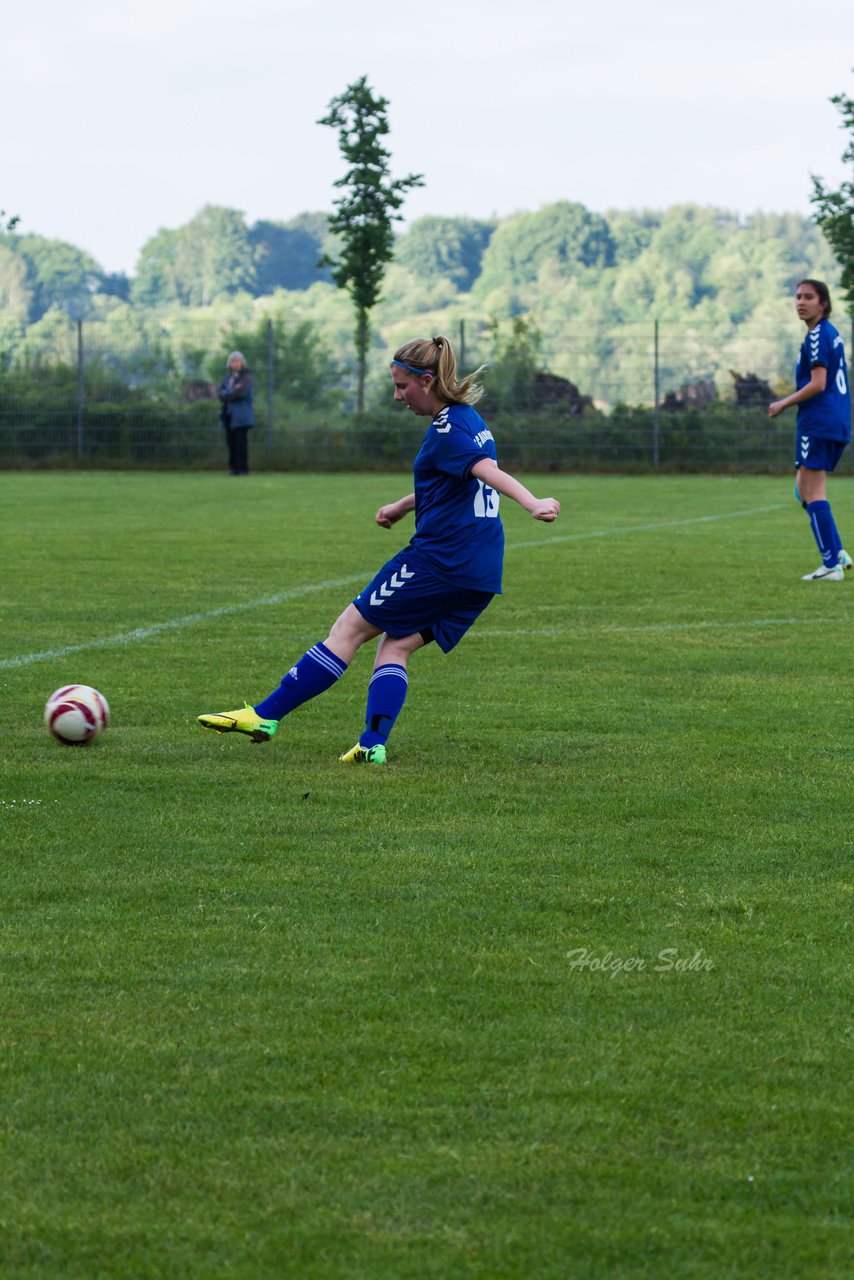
[
  {"left": 473, "top": 616, "right": 854, "bottom": 640},
  {"left": 0, "top": 503, "right": 791, "bottom": 672},
  {"left": 0, "top": 576, "right": 365, "bottom": 673},
  {"left": 509, "top": 503, "right": 786, "bottom": 549}
]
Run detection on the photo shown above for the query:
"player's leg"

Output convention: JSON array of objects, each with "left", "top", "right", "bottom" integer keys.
[
  {"left": 324, "top": 603, "right": 385, "bottom": 665},
  {"left": 198, "top": 605, "right": 381, "bottom": 741},
  {"left": 340, "top": 630, "right": 428, "bottom": 763},
  {"left": 252, "top": 605, "right": 380, "bottom": 718},
  {"left": 796, "top": 464, "right": 826, "bottom": 505},
  {"left": 823, "top": 442, "right": 851, "bottom": 568},
  {"left": 341, "top": 582, "right": 495, "bottom": 764},
  {"left": 797, "top": 454, "right": 845, "bottom": 579}
]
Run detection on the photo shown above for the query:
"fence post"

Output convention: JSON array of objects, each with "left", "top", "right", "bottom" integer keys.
[
  {"left": 266, "top": 317, "right": 274, "bottom": 458},
  {"left": 653, "top": 318, "right": 660, "bottom": 468},
  {"left": 76, "top": 319, "right": 85, "bottom": 462}
]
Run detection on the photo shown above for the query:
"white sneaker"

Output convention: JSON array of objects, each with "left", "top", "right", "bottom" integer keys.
[
  {"left": 839, "top": 549, "right": 852, "bottom": 571},
  {"left": 802, "top": 564, "right": 845, "bottom": 581}
]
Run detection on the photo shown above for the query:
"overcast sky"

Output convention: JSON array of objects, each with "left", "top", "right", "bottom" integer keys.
[{"left": 6, "top": 0, "right": 853, "bottom": 274}]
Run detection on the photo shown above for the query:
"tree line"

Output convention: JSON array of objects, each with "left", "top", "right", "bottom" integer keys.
[
  {"left": 0, "top": 200, "right": 843, "bottom": 407},
  {"left": 0, "top": 202, "right": 841, "bottom": 327},
  {"left": 1, "top": 70, "right": 850, "bottom": 418}
]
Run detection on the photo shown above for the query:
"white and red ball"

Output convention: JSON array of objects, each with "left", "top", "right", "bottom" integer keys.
[{"left": 44, "top": 685, "right": 110, "bottom": 746}]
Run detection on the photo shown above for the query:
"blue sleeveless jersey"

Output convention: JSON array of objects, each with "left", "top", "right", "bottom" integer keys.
[
  {"left": 795, "top": 318, "right": 851, "bottom": 442},
  {"left": 409, "top": 402, "right": 504, "bottom": 593}
]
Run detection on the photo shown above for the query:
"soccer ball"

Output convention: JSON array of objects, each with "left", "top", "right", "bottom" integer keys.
[{"left": 44, "top": 685, "right": 110, "bottom": 746}]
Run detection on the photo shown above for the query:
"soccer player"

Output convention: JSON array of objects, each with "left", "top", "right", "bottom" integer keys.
[
  {"left": 198, "top": 335, "right": 561, "bottom": 763},
  {"left": 768, "top": 279, "right": 852, "bottom": 581}
]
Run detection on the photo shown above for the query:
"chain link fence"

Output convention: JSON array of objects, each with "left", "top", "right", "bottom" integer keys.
[{"left": 0, "top": 313, "right": 850, "bottom": 472}]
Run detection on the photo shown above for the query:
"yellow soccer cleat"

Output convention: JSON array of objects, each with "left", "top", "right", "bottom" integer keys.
[
  {"left": 339, "top": 743, "right": 387, "bottom": 765},
  {"left": 197, "top": 702, "right": 278, "bottom": 743}
]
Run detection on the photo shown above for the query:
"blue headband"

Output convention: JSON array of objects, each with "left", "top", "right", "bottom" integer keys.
[{"left": 392, "top": 359, "right": 435, "bottom": 378}]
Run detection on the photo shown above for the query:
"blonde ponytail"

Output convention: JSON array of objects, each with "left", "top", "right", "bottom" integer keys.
[{"left": 392, "top": 335, "right": 485, "bottom": 406}]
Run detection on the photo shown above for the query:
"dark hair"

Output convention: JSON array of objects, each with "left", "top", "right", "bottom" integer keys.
[{"left": 797, "top": 279, "right": 832, "bottom": 317}]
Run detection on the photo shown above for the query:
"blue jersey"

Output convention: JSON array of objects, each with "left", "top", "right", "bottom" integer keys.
[
  {"left": 409, "top": 402, "right": 504, "bottom": 593},
  {"left": 795, "top": 318, "right": 851, "bottom": 442}
]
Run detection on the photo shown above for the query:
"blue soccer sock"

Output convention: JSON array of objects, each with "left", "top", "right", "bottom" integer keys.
[
  {"left": 805, "top": 500, "right": 843, "bottom": 567},
  {"left": 254, "top": 642, "right": 347, "bottom": 720},
  {"left": 360, "top": 663, "right": 409, "bottom": 748}
]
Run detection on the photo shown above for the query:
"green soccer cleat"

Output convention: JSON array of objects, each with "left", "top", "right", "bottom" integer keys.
[
  {"left": 339, "top": 743, "right": 387, "bottom": 765},
  {"left": 197, "top": 703, "right": 278, "bottom": 743}
]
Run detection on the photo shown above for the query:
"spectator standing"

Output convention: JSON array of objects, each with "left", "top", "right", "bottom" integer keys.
[{"left": 218, "top": 351, "right": 254, "bottom": 475}]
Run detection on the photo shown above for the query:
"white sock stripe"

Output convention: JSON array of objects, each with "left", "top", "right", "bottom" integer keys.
[
  {"left": 370, "top": 665, "right": 409, "bottom": 686},
  {"left": 308, "top": 645, "right": 346, "bottom": 679}
]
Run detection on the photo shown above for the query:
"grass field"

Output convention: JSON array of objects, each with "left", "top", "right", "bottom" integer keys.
[{"left": 1, "top": 471, "right": 851, "bottom": 1279}]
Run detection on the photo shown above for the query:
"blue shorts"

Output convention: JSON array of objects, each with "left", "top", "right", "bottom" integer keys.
[
  {"left": 353, "top": 547, "right": 495, "bottom": 653},
  {"left": 795, "top": 433, "right": 847, "bottom": 472}
]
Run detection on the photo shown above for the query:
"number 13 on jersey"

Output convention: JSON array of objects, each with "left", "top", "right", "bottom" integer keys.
[{"left": 474, "top": 479, "right": 500, "bottom": 518}]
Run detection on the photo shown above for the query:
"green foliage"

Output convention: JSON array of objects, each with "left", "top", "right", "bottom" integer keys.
[
  {"left": 811, "top": 76, "right": 854, "bottom": 314},
  {"left": 394, "top": 215, "right": 495, "bottom": 291},
  {"left": 0, "top": 350, "right": 804, "bottom": 474},
  {"left": 285, "top": 210, "right": 342, "bottom": 262},
  {"left": 0, "top": 230, "right": 131, "bottom": 321},
  {"left": 475, "top": 200, "right": 616, "bottom": 300},
  {"left": 8, "top": 234, "right": 101, "bottom": 321},
  {"left": 130, "top": 226, "right": 181, "bottom": 305},
  {"left": 0, "top": 302, "right": 345, "bottom": 469},
  {"left": 480, "top": 315, "right": 544, "bottom": 412},
  {"left": 0, "top": 200, "right": 845, "bottom": 414},
  {"left": 250, "top": 217, "right": 333, "bottom": 293},
  {"left": 97, "top": 271, "right": 130, "bottom": 301},
  {"left": 606, "top": 209, "right": 662, "bottom": 264},
  {"left": 0, "top": 241, "right": 32, "bottom": 319},
  {"left": 132, "top": 206, "right": 256, "bottom": 307},
  {"left": 1, "top": 207, "right": 20, "bottom": 232},
  {"left": 208, "top": 313, "right": 342, "bottom": 409},
  {"left": 318, "top": 75, "right": 424, "bottom": 410},
  {"left": 173, "top": 205, "right": 257, "bottom": 306}
]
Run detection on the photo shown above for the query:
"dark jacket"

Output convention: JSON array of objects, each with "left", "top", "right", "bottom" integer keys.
[{"left": 218, "top": 368, "right": 254, "bottom": 428}]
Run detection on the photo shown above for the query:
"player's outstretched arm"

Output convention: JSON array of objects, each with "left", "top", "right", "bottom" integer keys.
[
  {"left": 470, "top": 460, "right": 560, "bottom": 522},
  {"left": 376, "top": 493, "right": 416, "bottom": 528}
]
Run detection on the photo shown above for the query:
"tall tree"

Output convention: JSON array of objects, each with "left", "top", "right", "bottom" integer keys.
[
  {"left": 2, "top": 209, "right": 20, "bottom": 232},
  {"left": 811, "top": 79, "right": 854, "bottom": 314},
  {"left": 318, "top": 76, "right": 423, "bottom": 411}
]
